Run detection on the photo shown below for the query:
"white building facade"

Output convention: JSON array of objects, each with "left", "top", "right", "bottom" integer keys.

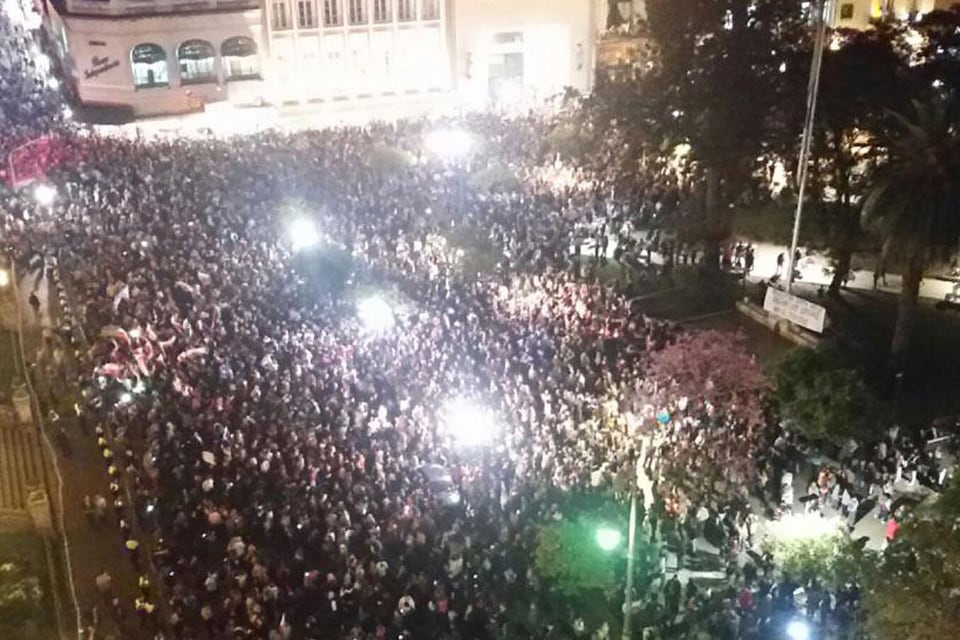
[
  {"left": 39, "top": 0, "right": 601, "bottom": 119},
  {"left": 828, "top": 0, "right": 954, "bottom": 29}
]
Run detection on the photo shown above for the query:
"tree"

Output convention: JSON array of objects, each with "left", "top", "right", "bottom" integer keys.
[
  {"left": 762, "top": 521, "right": 874, "bottom": 589},
  {"left": 638, "top": 0, "right": 810, "bottom": 270},
  {"left": 534, "top": 519, "right": 621, "bottom": 598},
  {"left": 0, "top": 560, "right": 43, "bottom": 638},
  {"left": 643, "top": 330, "right": 771, "bottom": 504},
  {"left": 645, "top": 330, "right": 770, "bottom": 426},
  {"left": 809, "top": 27, "right": 905, "bottom": 295},
  {"left": 904, "top": 8, "right": 960, "bottom": 97},
  {"left": 862, "top": 94, "right": 960, "bottom": 371},
  {"left": 774, "top": 347, "right": 888, "bottom": 445},
  {"left": 863, "top": 476, "right": 960, "bottom": 640}
]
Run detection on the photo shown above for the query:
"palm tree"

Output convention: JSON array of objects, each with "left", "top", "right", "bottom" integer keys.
[{"left": 862, "top": 94, "right": 960, "bottom": 371}]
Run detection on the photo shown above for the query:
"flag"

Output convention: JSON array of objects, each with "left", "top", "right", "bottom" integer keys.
[{"left": 6, "top": 135, "right": 83, "bottom": 188}]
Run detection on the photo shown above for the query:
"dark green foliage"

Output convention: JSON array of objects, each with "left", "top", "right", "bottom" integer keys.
[{"left": 774, "top": 347, "right": 887, "bottom": 445}]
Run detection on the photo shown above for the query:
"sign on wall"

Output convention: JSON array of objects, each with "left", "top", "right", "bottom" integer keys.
[
  {"left": 84, "top": 55, "right": 120, "bottom": 79},
  {"left": 763, "top": 287, "right": 827, "bottom": 334}
]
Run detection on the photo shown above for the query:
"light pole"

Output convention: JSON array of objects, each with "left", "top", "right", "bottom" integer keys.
[
  {"left": 597, "top": 492, "right": 639, "bottom": 640},
  {"left": 786, "top": 0, "right": 828, "bottom": 293},
  {"left": 621, "top": 493, "right": 638, "bottom": 640}
]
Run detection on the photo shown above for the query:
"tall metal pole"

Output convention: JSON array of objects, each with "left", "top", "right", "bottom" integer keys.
[
  {"left": 622, "top": 492, "right": 638, "bottom": 640},
  {"left": 786, "top": 0, "right": 828, "bottom": 293}
]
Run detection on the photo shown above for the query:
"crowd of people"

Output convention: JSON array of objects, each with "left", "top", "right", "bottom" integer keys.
[{"left": 2, "top": 2, "right": 959, "bottom": 639}]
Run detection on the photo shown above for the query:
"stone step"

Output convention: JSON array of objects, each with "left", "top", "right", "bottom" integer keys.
[
  {"left": 0, "top": 427, "right": 22, "bottom": 509},
  {"left": 22, "top": 428, "right": 44, "bottom": 486},
  {"left": 0, "top": 425, "right": 45, "bottom": 512}
]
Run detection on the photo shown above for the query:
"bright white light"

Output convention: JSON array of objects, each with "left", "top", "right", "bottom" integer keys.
[
  {"left": 288, "top": 217, "right": 320, "bottom": 252},
  {"left": 596, "top": 526, "right": 622, "bottom": 552},
  {"left": 47, "top": 76, "right": 59, "bottom": 90},
  {"left": 786, "top": 619, "right": 811, "bottom": 640},
  {"left": 357, "top": 295, "right": 395, "bottom": 334},
  {"left": 34, "top": 185, "right": 56, "bottom": 206},
  {"left": 425, "top": 129, "right": 473, "bottom": 159},
  {"left": 0, "top": 270, "right": 9, "bottom": 288},
  {"left": 118, "top": 392, "right": 133, "bottom": 405},
  {"left": 63, "top": 106, "right": 72, "bottom": 119},
  {"left": 140, "top": 240, "right": 149, "bottom": 248},
  {"left": 440, "top": 397, "right": 496, "bottom": 448},
  {"left": 767, "top": 512, "right": 842, "bottom": 542}
]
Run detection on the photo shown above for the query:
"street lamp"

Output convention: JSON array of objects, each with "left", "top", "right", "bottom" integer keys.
[
  {"left": 786, "top": 0, "right": 828, "bottom": 292},
  {"left": 786, "top": 619, "right": 811, "bottom": 640},
  {"left": 425, "top": 128, "right": 474, "bottom": 159},
  {"left": 34, "top": 184, "right": 56, "bottom": 207},
  {"left": 287, "top": 217, "right": 320, "bottom": 252},
  {"left": 595, "top": 526, "right": 622, "bottom": 552},
  {"left": 440, "top": 397, "right": 496, "bottom": 448},
  {"left": 357, "top": 295, "right": 395, "bottom": 334},
  {"left": 597, "top": 477, "right": 643, "bottom": 640}
]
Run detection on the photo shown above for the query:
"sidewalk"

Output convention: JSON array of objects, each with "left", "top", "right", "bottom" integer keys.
[
  {"left": 589, "top": 231, "right": 959, "bottom": 302},
  {"left": 17, "top": 266, "right": 151, "bottom": 640}
]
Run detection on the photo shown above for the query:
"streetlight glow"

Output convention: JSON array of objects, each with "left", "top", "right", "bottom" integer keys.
[
  {"left": 786, "top": 619, "right": 811, "bottom": 640},
  {"left": 287, "top": 217, "right": 320, "bottom": 252},
  {"left": 34, "top": 184, "right": 56, "bottom": 207},
  {"left": 357, "top": 295, "right": 395, "bottom": 334},
  {"left": 766, "top": 512, "right": 842, "bottom": 543},
  {"left": 595, "top": 526, "right": 622, "bottom": 552},
  {"left": 440, "top": 397, "right": 496, "bottom": 448},
  {"left": 425, "top": 128, "right": 473, "bottom": 159}
]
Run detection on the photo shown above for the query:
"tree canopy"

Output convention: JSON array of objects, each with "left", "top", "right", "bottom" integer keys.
[
  {"left": 774, "top": 347, "right": 887, "bottom": 445},
  {"left": 863, "top": 476, "right": 960, "bottom": 640}
]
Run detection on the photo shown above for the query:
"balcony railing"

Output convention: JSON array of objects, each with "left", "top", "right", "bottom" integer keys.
[{"left": 65, "top": 0, "right": 258, "bottom": 16}]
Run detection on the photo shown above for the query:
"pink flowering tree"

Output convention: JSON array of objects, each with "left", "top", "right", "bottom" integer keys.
[{"left": 643, "top": 330, "right": 771, "bottom": 505}]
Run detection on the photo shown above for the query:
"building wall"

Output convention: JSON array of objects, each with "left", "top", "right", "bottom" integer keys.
[
  {"left": 262, "top": 0, "right": 449, "bottom": 104},
  {"left": 449, "top": 0, "right": 596, "bottom": 109},
  {"left": 47, "top": 6, "right": 266, "bottom": 116},
  {"left": 43, "top": 0, "right": 599, "bottom": 119},
  {"left": 830, "top": 0, "right": 944, "bottom": 29}
]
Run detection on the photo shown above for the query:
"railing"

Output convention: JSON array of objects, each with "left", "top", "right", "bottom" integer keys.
[{"left": 65, "top": 0, "right": 258, "bottom": 16}]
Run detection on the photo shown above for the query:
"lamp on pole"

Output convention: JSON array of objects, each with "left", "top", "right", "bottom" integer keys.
[
  {"left": 621, "top": 492, "right": 638, "bottom": 640},
  {"left": 786, "top": 0, "right": 828, "bottom": 293},
  {"left": 597, "top": 493, "right": 641, "bottom": 638}
]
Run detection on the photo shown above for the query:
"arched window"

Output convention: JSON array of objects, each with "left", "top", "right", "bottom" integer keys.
[
  {"left": 178, "top": 39, "right": 217, "bottom": 84},
  {"left": 131, "top": 43, "right": 168, "bottom": 88},
  {"left": 221, "top": 37, "right": 260, "bottom": 80}
]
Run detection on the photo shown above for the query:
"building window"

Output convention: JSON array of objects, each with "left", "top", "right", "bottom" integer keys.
[
  {"left": 272, "top": 0, "right": 290, "bottom": 30},
  {"left": 397, "top": 0, "right": 414, "bottom": 21},
  {"left": 221, "top": 37, "right": 260, "bottom": 80},
  {"left": 840, "top": 3, "right": 854, "bottom": 19},
  {"left": 493, "top": 32, "right": 523, "bottom": 45},
  {"left": 420, "top": 0, "right": 438, "bottom": 20},
  {"left": 373, "top": 0, "right": 389, "bottom": 22},
  {"left": 348, "top": 0, "right": 364, "bottom": 24},
  {"left": 323, "top": 0, "right": 341, "bottom": 26},
  {"left": 298, "top": 0, "right": 316, "bottom": 27},
  {"left": 178, "top": 39, "right": 216, "bottom": 84},
  {"left": 131, "top": 43, "right": 168, "bottom": 88}
]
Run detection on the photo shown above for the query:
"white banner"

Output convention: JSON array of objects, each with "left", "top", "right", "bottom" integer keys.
[{"left": 763, "top": 287, "right": 827, "bottom": 334}]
